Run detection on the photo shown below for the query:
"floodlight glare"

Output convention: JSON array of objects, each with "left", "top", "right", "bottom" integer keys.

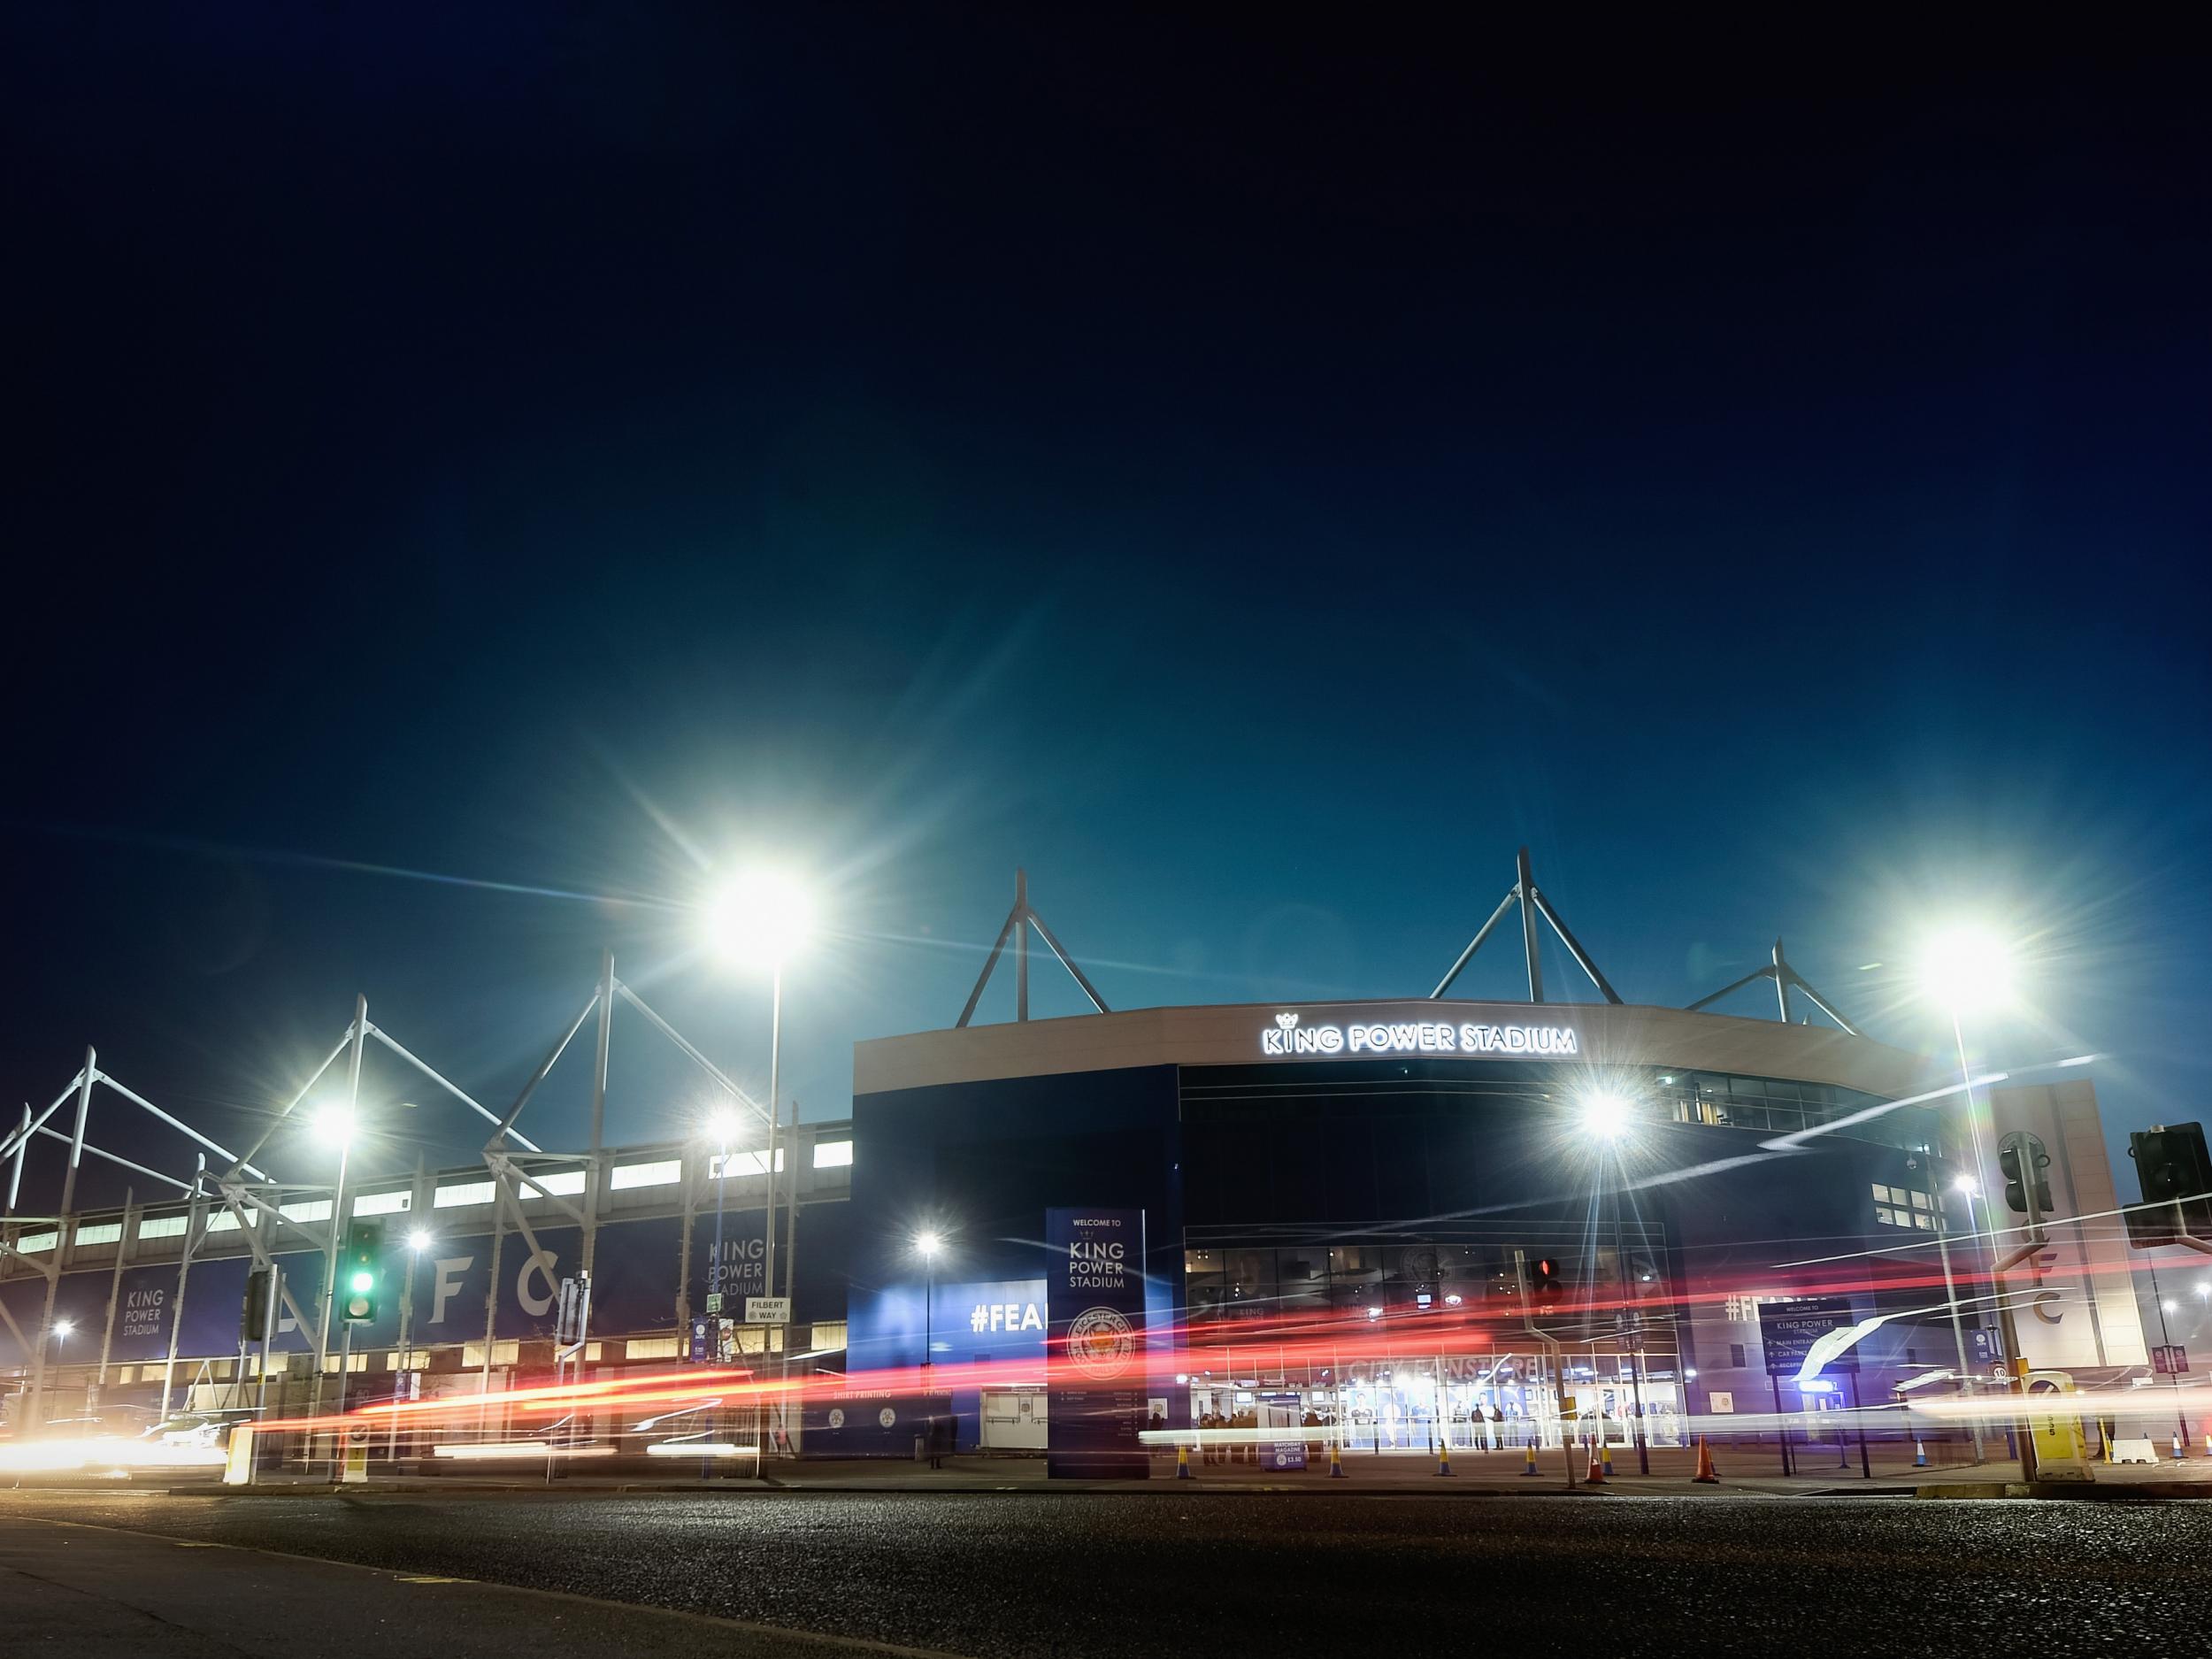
[
  {"left": 54, "top": 1319, "right": 75, "bottom": 1339},
  {"left": 1916, "top": 926, "right": 2016, "bottom": 1018},
  {"left": 1578, "top": 1091, "right": 1634, "bottom": 1141},
  {"left": 311, "top": 1102, "right": 357, "bottom": 1149},
  {"left": 1953, "top": 1174, "right": 1979, "bottom": 1196},
  {"left": 407, "top": 1229, "right": 434, "bottom": 1252},
  {"left": 914, "top": 1229, "right": 942, "bottom": 1259},
  {"left": 703, "top": 869, "right": 814, "bottom": 969}
]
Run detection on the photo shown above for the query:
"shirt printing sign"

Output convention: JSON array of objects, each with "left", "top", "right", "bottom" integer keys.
[{"left": 1259, "top": 1010, "right": 1579, "bottom": 1057}]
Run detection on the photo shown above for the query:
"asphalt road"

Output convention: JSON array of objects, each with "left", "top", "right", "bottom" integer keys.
[{"left": 4, "top": 1487, "right": 2207, "bottom": 1656}]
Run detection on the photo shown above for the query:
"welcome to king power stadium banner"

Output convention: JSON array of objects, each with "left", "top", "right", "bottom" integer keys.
[
  {"left": 1045, "top": 1206, "right": 1147, "bottom": 1479},
  {"left": 0, "top": 1211, "right": 730, "bottom": 1371}
]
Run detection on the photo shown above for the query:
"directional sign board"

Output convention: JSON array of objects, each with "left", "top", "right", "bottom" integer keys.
[
  {"left": 745, "top": 1296, "right": 792, "bottom": 1325},
  {"left": 1757, "top": 1294, "right": 1861, "bottom": 1377}
]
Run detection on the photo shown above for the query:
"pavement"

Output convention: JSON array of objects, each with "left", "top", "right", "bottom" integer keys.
[
  {"left": 116, "top": 1441, "right": 2212, "bottom": 1498},
  {"left": 7, "top": 1480, "right": 2212, "bottom": 1656}
]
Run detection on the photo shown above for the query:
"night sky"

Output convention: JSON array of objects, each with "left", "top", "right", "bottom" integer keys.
[{"left": 5, "top": 12, "right": 2206, "bottom": 1202}]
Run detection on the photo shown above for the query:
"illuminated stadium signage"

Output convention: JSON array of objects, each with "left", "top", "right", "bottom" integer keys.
[{"left": 1260, "top": 1010, "right": 1578, "bottom": 1058}]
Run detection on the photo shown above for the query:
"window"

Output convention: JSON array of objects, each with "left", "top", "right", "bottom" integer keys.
[
  {"left": 138, "top": 1215, "right": 188, "bottom": 1240},
  {"left": 1729, "top": 1343, "right": 1747, "bottom": 1368},
  {"left": 711, "top": 1149, "right": 783, "bottom": 1179},
  {"left": 611, "top": 1159, "right": 681, "bottom": 1190},
  {"left": 14, "top": 1231, "right": 59, "bottom": 1254},
  {"left": 1910, "top": 1190, "right": 1930, "bottom": 1210},
  {"left": 519, "top": 1171, "right": 588, "bottom": 1198},
  {"left": 352, "top": 1191, "right": 411, "bottom": 1216},
  {"left": 205, "top": 1210, "right": 257, "bottom": 1232},
  {"left": 811, "top": 1321, "right": 849, "bottom": 1351},
  {"left": 280, "top": 1200, "right": 332, "bottom": 1224},
  {"left": 434, "top": 1181, "right": 495, "bottom": 1209},
  {"left": 812, "top": 1140, "right": 854, "bottom": 1169},
  {"left": 625, "top": 1337, "right": 680, "bottom": 1360},
  {"left": 461, "top": 1340, "right": 521, "bottom": 1367},
  {"left": 1915, "top": 1214, "right": 1934, "bottom": 1230},
  {"left": 73, "top": 1221, "right": 123, "bottom": 1246}
]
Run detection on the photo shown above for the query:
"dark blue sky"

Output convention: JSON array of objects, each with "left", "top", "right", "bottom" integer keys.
[{"left": 5, "top": 12, "right": 2206, "bottom": 1197}]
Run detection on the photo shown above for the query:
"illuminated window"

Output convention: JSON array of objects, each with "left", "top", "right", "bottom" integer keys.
[
  {"left": 625, "top": 1337, "right": 681, "bottom": 1360},
  {"left": 1910, "top": 1190, "right": 1931, "bottom": 1210},
  {"left": 611, "top": 1160, "right": 682, "bottom": 1190},
  {"left": 461, "top": 1340, "right": 521, "bottom": 1367},
  {"left": 73, "top": 1221, "right": 124, "bottom": 1247},
  {"left": 812, "top": 1140, "right": 854, "bottom": 1169},
  {"left": 711, "top": 1149, "right": 784, "bottom": 1179},
  {"left": 519, "top": 1171, "right": 588, "bottom": 1198},
  {"left": 280, "top": 1200, "right": 333, "bottom": 1224},
  {"left": 434, "top": 1181, "right": 495, "bottom": 1209},
  {"left": 811, "top": 1321, "right": 849, "bottom": 1351},
  {"left": 352, "top": 1191, "right": 411, "bottom": 1216},
  {"left": 14, "top": 1231, "right": 59, "bottom": 1253},
  {"left": 138, "top": 1215, "right": 188, "bottom": 1240}
]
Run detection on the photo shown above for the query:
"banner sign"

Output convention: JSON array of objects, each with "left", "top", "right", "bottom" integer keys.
[
  {"left": 1757, "top": 1294, "right": 1861, "bottom": 1377},
  {"left": 0, "top": 1213, "right": 692, "bottom": 1371},
  {"left": 1045, "top": 1206, "right": 1148, "bottom": 1479}
]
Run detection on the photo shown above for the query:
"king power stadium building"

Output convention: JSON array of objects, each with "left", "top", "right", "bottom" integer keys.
[{"left": 0, "top": 854, "right": 2157, "bottom": 1463}]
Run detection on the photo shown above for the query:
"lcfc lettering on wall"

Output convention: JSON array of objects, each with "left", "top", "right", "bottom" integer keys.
[{"left": 1260, "top": 1010, "right": 1578, "bottom": 1058}]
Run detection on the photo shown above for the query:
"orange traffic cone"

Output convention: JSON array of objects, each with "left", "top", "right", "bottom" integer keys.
[
  {"left": 1585, "top": 1433, "right": 1607, "bottom": 1484},
  {"left": 1691, "top": 1435, "right": 1720, "bottom": 1484}
]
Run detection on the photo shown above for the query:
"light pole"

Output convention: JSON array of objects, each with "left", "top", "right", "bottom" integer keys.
[
  {"left": 916, "top": 1231, "right": 943, "bottom": 1376},
  {"left": 703, "top": 868, "right": 814, "bottom": 1457},
  {"left": 1576, "top": 1090, "right": 1650, "bottom": 1473},
  {"left": 1940, "top": 1175, "right": 1988, "bottom": 1462},
  {"left": 310, "top": 1100, "right": 358, "bottom": 1468},
  {"left": 1918, "top": 926, "right": 2032, "bottom": 1477}
]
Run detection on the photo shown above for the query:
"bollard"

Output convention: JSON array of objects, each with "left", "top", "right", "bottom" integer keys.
[{"left": 1176, "top": 1442, "right": 1194, "bottom": 1480}]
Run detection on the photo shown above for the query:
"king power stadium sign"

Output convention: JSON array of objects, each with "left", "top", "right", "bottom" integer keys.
[{"left": 1261, "top": 1010, "right": 1579, "bottom": 1058}]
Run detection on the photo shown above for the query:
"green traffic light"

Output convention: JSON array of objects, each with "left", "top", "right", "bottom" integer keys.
[{"left": 350, "top": 1270, "right": 374, "bottom": 1293}]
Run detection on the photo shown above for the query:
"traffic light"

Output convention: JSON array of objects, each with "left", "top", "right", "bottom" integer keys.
[
  {"left": 241, "top": 1265, "right": 274, "bottom": 1342},
  {"left": 2129, "top": 1123, "right": 2212, "bottom": 1240},
  {"left": 1997, "top": 1134, "right": 2053, "bottom": 1217},
  {"left": 340, "top": 1220, "right": 384, "bottom": 1323},
  {"left": 1532, "top": 1256, "right": 1567, "bottom": 1312}
]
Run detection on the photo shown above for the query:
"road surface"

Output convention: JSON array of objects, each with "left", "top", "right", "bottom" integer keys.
[{"left": 4, "top": 1486, "right": 2204, "bottom": 1655}]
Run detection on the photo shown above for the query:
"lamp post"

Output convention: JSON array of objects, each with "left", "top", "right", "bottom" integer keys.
[
  {"left": 1939, "top": 1175, "right": 1988, "bottom": 1462},
  {"left": 916, "top": 1231, "right": 942, "bottom": 1375},
  {"left": 309, "top": 1100, "right": 359, "bottom": 1466},
  {"left": 1918, "top": 926, "right": 2032, "bottom": 1478},
  {"left": 1576, "top": 1091, "right": 1650, "bottom": 1474},
  {"left": 703, "top": 869, "right": 814, "bottom": 1457}
]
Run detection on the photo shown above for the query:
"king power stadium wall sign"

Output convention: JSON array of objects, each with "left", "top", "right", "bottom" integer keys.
[{"left": 1259, "top": 1010, "right": 1580, "bottom": 1058}]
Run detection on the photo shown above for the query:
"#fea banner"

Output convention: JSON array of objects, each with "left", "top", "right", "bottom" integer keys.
[{"left": 1044, "top": 1206, "right": 1147, "bottom": 1479}]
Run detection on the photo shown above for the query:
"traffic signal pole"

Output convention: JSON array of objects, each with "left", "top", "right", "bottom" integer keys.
[{"left": 1514, "top": 1249, "right": 1578, "bottom": 1489}]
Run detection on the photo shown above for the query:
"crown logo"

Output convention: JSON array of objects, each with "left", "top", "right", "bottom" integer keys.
[{"left": 1275, "top": 1011, "right": 1299, "bottom": 1030}]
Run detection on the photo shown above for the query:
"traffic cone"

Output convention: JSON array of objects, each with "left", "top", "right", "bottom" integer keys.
[
  {"left": 1436, "top": 1444, "right": 1453, "bottom": 1477},
  {"left": 2173, "top": 1432, "right": 2186, "bottom": 1462},
  {"left": 1329, "top": 1441, "right": 1347, "bottom": 1479},
  {"left": 1913, "top": 1439, "right": 1928, "bottom": 1469},
  {"left": 1691, "top": 1435, "right": 1720, "bottom": 1484},
  {"left": 1176, "top": 1442, "right": 1194, "bottom": 1480},
  {"left": 1585, "top": 1435, "right": 1607, "bottom": 1484},
  {"left": 1521, "top": 1443, "right": 1540, "bottom": 1477}
]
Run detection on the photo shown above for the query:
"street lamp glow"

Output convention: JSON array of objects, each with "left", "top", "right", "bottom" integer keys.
[
  {"left": 2163, "top": 1299, "right": 2179, "bottom": 1315},
  {"left": 1578, "top": 1090, "right": 1634, "bottom": 1141},
  {"left": 1953, "top": 1174, "right": 1979, "bottom": 1196},
  {"left": 53, "top": 1319, "right": 74, "bottom": 1339},
  {"left": 703, "top": 1104, "right": 744, "bottom": 1144},
  {"left": 1916, "top": 926, "right": 2016, "bottom": 1017},
  {"left": 407, "top": 1228, "right": 434, "bottom": 1252},
  {"left": 311, "top": 1102, "right": 357, "bottom": 1149},
  {"left": 703, "top": 869, "right": 815, "bottom": 969}
]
